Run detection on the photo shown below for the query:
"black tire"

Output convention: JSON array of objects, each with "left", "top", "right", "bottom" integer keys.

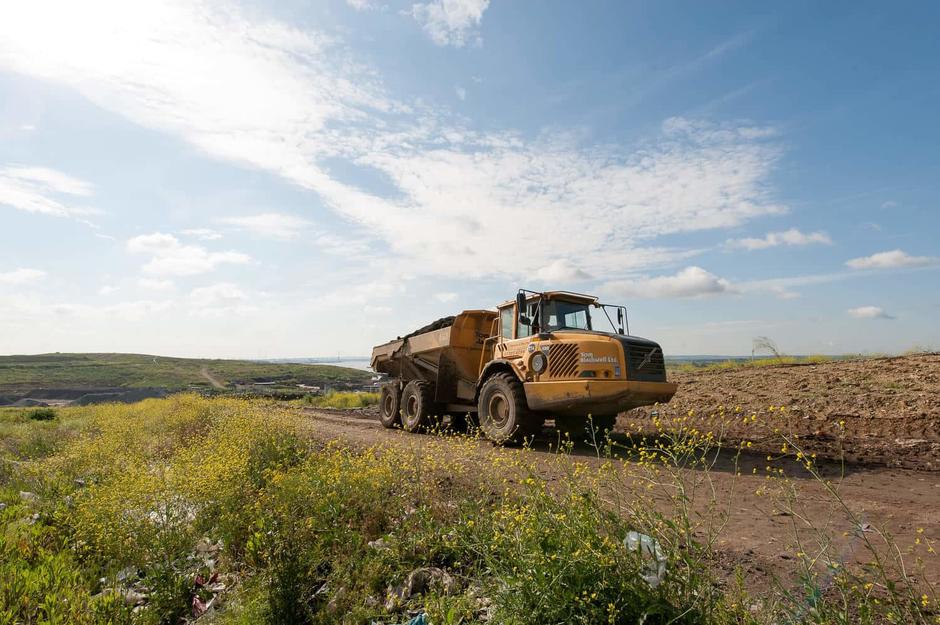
[
  {"left": 400, "top": 381, "right": 435, "bottom": 433},
  {"left": 555, "top": 415, "right": 589, "bottom": 441},
  {"left": 556, "top": 414, "right": 616, "bottom": 441},
  {"left": 379, "top": 383, "right": 401, "bottom": 428},
  {"left": 590, "top": 414, "right": 617, "bottom": 433},
  {"left": 477, "top": 373, "right": 536, "bottom": 445},
  {"left": 448, "top": 412, "right": 473, "bottom": 433}
]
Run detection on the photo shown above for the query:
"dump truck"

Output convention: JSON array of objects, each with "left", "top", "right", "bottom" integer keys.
[{"left": 370, "top": 289, "right": 677, "bottom": 444}]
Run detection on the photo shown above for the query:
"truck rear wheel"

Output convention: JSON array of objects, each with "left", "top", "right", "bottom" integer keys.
[
  {"left": 400, "top": 381, "right": 435, "bottom": 433},
  {"left": 556, "top": 414, "right": 617, "bottom": 441},
  {"left": 379, "top": 383, "right": 401, "bottom": 428},
  {"left": 478, "top": 373, "right": 536, "bottom": 445}
]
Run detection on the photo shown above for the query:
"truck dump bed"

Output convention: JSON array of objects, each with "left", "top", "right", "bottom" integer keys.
[{"left": 371, "top": 310, "right": 497, "bottom": 404}]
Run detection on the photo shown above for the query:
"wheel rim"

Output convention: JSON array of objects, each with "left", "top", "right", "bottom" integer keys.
[
  {"left": 383, "top": 393, "right": 394, "bottom": 417},
  {"left": 487, "top": 393, "right": 510, "bottom": 429},
  {"left": 406, "top": 395, "right": 418, "bottom": 423}
]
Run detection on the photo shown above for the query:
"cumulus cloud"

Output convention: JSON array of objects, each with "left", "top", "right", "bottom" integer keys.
[
  {"left": 532, "top": 259, "right": 592, "bottom": 283},
  {"left": 0, "top": 267, "right": 47, "bottom": 285},
  {"left": 433, "top": 292, "right": 458, "bottom": 302},
  {"left": 345, "top": 0, "right": 375, "bottom": 10},
  {"left": 848, "top": 306, "right": 894, "bottom": 320},
  {"left": 410, "top": 0, "right": 490, "bottom": 47},
  {"left": 0, "top": 1, "right": 786, "bottom": 283},
  {"left": 604, "top": 266, "right": 735, "bottom": 299},
  {"left": 217, "top": 213, "right": 311, "bottom": 240},
  {"left": 138, "top": 278, "right": 175, "bottom": 291},
  {"left": 0, "top": 164, "right": 98, "bottom": 218},
  {"left": 181, "top": 228, "right": 222, "bottom": 241},
  {"left": 126, "top": 233, "right": 251, "bottom": 276},
  {"left": 728, "top": 228, "right": 831, "bottom": 250},
  {"left": 845, "top": 249, "right": 937, "bottom": 270}
]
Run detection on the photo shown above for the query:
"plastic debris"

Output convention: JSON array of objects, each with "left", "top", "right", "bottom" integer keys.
[
  {"left": 624, "top": 531, "right": 667, "bottom": 588},
  {"left": 385, "top": 567, "right": 456, "bottom": 611}
]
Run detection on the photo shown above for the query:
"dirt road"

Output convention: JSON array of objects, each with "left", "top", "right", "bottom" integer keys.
[
  {"left": 295, "top": 406, "right": 940, "bottom": 591},
  {"left": 200, "top": 365, "right": 226, "bottom": 390}
]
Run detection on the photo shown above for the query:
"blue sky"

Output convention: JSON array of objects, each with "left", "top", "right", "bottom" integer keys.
[{"left": 0, "top": 0, "right": 938, "bottom": 358}]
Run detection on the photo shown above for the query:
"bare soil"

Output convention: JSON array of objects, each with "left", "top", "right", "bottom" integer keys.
[
  {"left": 633, "top": 353, "right": 940, "bottom": 470},
  {"left": 294, "top": 354, "right": 940, "bottom": 591}
]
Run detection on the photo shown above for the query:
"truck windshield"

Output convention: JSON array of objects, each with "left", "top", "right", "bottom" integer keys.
[{"left": 542, "top": 299, "right": 591, "bottom": 331}]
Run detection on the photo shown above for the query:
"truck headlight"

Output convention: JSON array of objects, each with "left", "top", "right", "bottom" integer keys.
[{"left": 531, "top": 351, "right": 547, "bottom": 374}]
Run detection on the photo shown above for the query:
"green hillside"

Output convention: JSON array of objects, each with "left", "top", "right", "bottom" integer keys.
[{"left": 0, "top": 353, "right": 370, "bottom": 391}]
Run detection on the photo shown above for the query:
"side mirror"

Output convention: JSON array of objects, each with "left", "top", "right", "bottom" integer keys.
[
  {"left": 516, "top": 292, "right": 527, "bottom": 322},
  {"left": 617, "top": 308, "right": 625, "bottom": 334}
]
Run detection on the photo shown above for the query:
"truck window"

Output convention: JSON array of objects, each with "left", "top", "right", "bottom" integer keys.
[
  {"left": 517, "top": 302, "right": 537, "bottom": 338},
  {"left": 500, "top": 306, "right": 513, "bottom": 338}
]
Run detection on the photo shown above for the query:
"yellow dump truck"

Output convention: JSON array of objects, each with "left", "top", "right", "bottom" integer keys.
[{"left": 370, "top": 289, "right": 677, "bottom": 444}]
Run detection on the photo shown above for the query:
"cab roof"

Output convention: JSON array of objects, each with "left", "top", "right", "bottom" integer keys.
[{"left": 498, "top": 290, "right": 599, "bottom": 308}]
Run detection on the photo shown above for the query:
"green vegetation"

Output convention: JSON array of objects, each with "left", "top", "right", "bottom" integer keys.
[
  {"left": 26, "top": 407, "right": 57, "bottom": 421},
  {"left": 1, "top": 396, "right": 935, "bottom": 624},
  {"left": 301, "top": 390, "right": 379, "bottom": 409},
  {"left": 670, "top": 354, "right": 836, "bottom": 373},
  {"left": 0, "top": 352, "right": 370, "bottom": 392}
]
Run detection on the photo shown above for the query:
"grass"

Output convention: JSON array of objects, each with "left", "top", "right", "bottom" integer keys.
[
  {"left": 0, "top": 352, "right": 370, "bottom": 392},
  {"left": 670, "top": 354, "right": 836, "bottom": 373},
  {"left": 301, "top": 391, "right": 379, "bottom": 409},
  {"left": 0, "top": 396, "right": 936, "bottom": 624}
]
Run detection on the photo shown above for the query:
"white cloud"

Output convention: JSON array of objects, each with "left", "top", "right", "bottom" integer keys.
[
  {"left": 0, "top": 1, "right": 786, "bottom": 284},
  {"left": 189, "top": 282, "right": 256, "bottom": 317},
  {"left": 218, "top": 213, "right": 311, "bottom": 240},
  {"left": 845, "top": 249, "right": 937, "bottom": 270},
  {"left": 190, "top": 282, "right": 246, "bottom": 307},
  {"left": 603, "top": 266, "right": 734, "bottom": 299},
  {"left": 0, "top": 267, "right": 46, "bottom": 285},
  {"left": 532, "top": 259, "right": 592, "bottom": 283},
  {"left": 455, "top": 85, "right": 467, "bottom": 101},
  {"left": 181, "top": 228, "right": 222, "bottom": 241},
  {"left": 126, "top": 233, "right": 251, "bottom": 276},
  {"left": 433, "top": 292, "right": 458, "bottom": 302},
  {"left": 98, "top": 284, "right": 119, "bottom": 296},
  {"left": 345, "top": 0, "right": 375, "bottom": 10},
  {"left": 410, "top": 0, "right": 490, "bottom": 47},
  {"left": 138, "top": 278, "right": 175, "bottom": 291},
  {"left": 848, "top": 306, "right": 894, "bottom": 320},
  {"left": 881, "top": 200, "right": 898, "bottom": 209},
  {"left": 728, "top": 228, "right": 831, "bottom": 251},
  {"left": 0, "top": 164, "right": 98, "bottom": 217}
]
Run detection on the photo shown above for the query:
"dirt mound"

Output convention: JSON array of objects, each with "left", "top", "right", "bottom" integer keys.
[
  {"left": 628, "top": 354, "right": 940, "bottom": 470},
  {"left": 401, "top": 316, "right": 456, "bottom": 339}
]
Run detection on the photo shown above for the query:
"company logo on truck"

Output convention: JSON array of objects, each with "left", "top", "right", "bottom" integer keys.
[{"left": 579, "top": 352, "right": 618, "bottom": 364}]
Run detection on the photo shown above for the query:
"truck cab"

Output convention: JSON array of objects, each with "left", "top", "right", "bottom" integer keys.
[{"left": 489, "top": 290, "right": 676, "bottom": 419}]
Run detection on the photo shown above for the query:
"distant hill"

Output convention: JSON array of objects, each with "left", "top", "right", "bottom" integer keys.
[{"left": 0, "top": 352, "right": 371, "bottom": 392}]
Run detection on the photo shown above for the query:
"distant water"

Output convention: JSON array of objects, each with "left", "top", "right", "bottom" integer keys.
[{"left": 264, "top": 357, "right": 374, "bottom": 372}]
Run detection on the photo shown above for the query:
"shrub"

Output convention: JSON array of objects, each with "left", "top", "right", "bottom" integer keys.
[
  {"left": 302, "top": 390, "right": 379, "bottom": 408},
  {"left": 27, "top": 407, "right": 56, "bottom": 421}
]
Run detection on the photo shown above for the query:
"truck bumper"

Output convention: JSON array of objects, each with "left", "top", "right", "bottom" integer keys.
[{"left": 523, "top": 379, "right": 678, "bottom": 416}]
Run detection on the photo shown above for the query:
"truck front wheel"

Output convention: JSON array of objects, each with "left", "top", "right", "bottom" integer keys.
[
  {"left": 478, "top": 373, "right": 536, "bottom": 445},
  {"left": 401, "top": 381, "right": 435, "bottom": 432},
  {"left": 379, "top": 383, "right": 401, "bottom": 428}
]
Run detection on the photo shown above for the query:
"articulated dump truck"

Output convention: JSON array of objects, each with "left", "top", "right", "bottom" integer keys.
[{"left": 370, "top": 289, "right": 677, "bottom": 444}]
